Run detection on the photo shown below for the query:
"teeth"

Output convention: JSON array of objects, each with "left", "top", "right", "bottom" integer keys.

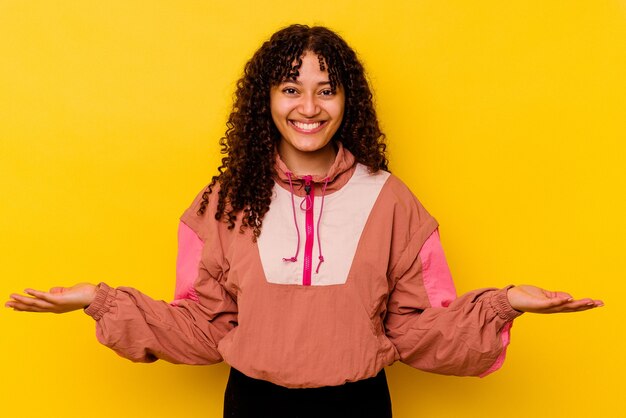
[{"left": 293, "top": 121, "right": 322, "bottom": 131}]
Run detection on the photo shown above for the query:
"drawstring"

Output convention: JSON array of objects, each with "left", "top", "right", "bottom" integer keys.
[
  {"left": 300, "top": 190, "right": 313, "bottom": 211},
  {"left": 315, "top": 177, "right": 330, "bottom": 273},
  {"left": 281, "top": 173, "right": 330, "bottom": 275},
  {"left": 282, "top": 172, "right": 300, "bottom": 263}
]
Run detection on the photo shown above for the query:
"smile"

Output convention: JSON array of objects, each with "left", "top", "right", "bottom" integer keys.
[{"left": 289, "top": 120, "right": 326, "bottom": 133}]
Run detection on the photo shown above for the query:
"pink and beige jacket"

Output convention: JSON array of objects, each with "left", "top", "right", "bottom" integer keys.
[{"left": 85, "top": 143, "right": 522, "bottom": 388}]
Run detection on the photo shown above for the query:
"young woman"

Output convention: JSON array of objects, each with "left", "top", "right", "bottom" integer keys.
[{"left": 5, "top": 24, "right": 603, "bottom": 418}]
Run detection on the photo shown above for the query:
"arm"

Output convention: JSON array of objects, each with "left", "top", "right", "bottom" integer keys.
[
  {"left": 86, "top": 272, "right": 237, "bottom": 364},
  {"left": 172, "top": 221, "right": 203, "bottom": 303},
  {"left": 384, "top": 229, "right": 603, "bottom": 377},
  {"left": 384, "top": 229, "right": 521, "bottom": 376},
  {"left": 5, "top": 221, "right": 238, "bottom": 365}
]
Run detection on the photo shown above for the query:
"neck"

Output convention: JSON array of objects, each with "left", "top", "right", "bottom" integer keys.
[{"left": 278, "top": 142, "right": 337, "bottom": 177}]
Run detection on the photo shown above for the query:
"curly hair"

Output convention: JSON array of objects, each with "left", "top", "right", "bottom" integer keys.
[{"left": 197, "top": 24, "right": 388, "bottom": 238}]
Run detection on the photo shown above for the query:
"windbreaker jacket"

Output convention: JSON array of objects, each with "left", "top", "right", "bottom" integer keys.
[{"left": 85, "top": 143, "right": 522, "bottom": 388}]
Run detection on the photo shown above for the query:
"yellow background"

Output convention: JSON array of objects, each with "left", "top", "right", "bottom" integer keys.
[{"left": 1, "top": 1, "right": 624, "bottom": 417}]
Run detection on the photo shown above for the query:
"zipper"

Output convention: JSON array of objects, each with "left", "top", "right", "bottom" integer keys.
[{"left": 302, "top": 175, "right": 314, "bottom": 286}]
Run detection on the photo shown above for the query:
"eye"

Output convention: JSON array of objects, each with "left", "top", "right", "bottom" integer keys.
[
  {"left": 320, "top": 89, "right": 334, "bottom": 96},
  {"left": 282, "top": 87, "right": 298, "bottom": 95}
]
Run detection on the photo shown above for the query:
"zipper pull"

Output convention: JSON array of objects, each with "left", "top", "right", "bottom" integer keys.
[{"left": 303, "top": 176, "right": 312, "bottom": 195}]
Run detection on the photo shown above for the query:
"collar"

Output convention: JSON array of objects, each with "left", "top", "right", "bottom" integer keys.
[{"left": 273, "top": 142, "right": 357, "bottom": 196}]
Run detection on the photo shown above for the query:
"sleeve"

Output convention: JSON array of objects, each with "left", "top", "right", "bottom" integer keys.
[
  {"left": 172, "top": 221, "right": 203, "bottom": 303},
  {"left": 384, "top": 228, "right": 522, "bottom": 377},
  {"left": 83, "top": 220, "right": 238, "bottom": 365}
]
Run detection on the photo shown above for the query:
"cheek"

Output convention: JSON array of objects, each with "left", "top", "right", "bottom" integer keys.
[
  {"left": 270, "top": 106, "right": 280, "bottom": 126},
  {"left": 331, "top": 102, "right": 345, "bottom": 124},
  {"left": 337, "top": 106, "right": 345, "bottom": 122},
  {"left": 269, "top": 91, "right": 283, "bottom": 118},
  {"left": 270, "top": 100, "right": 291, "bottom": 123},
  {"left": 269, "top": 102, "right": 291, "bottom": 137},
  {"left": 331, "top": 96, "right": 346, "bottom": 122},
  {"left": 269, "top": 106, "right": 284, "bottom": 129}
]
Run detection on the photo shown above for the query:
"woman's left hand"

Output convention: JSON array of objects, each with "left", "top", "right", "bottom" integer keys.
[{"left": 507, "top": 285, "right": 604, "bottom": 313}]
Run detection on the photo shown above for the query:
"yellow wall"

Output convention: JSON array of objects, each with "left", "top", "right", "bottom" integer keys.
[{"left": 1, "top": 1, "right": 623, "bottom": 417}]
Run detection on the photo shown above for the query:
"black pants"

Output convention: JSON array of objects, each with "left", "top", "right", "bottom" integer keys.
[{"left": 224, "top": 367, "right": 393, "bottom": 418}]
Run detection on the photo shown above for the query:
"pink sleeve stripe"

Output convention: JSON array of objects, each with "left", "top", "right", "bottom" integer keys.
[
  {"left": 479, "top": 321, "right": 513, "bottom": 377},
  {"left": 172, "top": 221, "right": 203, "bottom": 303},
  {"left": 420, "top": 228, "right": 457, "bottom": 308}
]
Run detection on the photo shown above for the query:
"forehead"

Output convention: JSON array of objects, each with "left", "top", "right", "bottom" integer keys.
[{"left": 281, "top": 52, "right": 329, "bottom": 82}]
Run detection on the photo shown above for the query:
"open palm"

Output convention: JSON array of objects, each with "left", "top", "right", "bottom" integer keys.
[
  {"left": 507, "top": 285, "right": 603, "bottom": 313},
  {"left": 5, "top": 283, "right": 98, "bottom": 313}
]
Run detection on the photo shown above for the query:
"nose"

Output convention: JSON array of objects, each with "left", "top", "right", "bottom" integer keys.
[{"left": 297, "top": 93, "right": 321, "bottom": 118}]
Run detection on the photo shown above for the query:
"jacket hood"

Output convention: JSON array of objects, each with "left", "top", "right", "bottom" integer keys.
[{"left": 273, "top": 142, "right": 357, "bottom": 196}]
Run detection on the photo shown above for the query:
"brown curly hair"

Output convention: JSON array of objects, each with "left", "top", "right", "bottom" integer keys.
[{"left": 198, "top": 24, "right": 388, "bottom": 238}]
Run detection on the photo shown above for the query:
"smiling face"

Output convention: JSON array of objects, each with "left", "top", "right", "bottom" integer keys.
[{"left": 270, "top": 51, "right": 345, "bottom": 175}]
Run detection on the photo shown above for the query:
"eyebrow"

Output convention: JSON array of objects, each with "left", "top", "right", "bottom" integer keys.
[{"left": 281, "top": 79, "right": 331, "bottom": 86}]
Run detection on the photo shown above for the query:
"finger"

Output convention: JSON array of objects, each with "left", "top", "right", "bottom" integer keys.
[
  {"left": 553, "top": 291, "right": 574, "bottom": 301},
  {"left": 24, "top": 289, "right": 60, "bottom": 303},
  {"left": 539, "top": 296, "right": 572, "bottom": 308},
  {"left": 558, "top": 304, "right": 597, "bottom": 313},
  {"left": 551, "top": 299, "right": 601, "bottom": 313},
  {"left": 6, "top": 301, "right": 51, "bottom": 313},
  {"left": 9, "top": 294, "right": 57, "bottom": 311},
  {"left": 9, "top": 293, "right": 36, "bottom": 303},
  {"left": 581, "top": 299, "right": 605, "bottom": 308},
  {"left": 49, "top": 287, "right": 65, "bottom": 294},
  {"left": 572, "top": 298, "right": 594, "bottom": 305},
  {"left": 574, "top": 299, "right": 604, "bottom": 307}
]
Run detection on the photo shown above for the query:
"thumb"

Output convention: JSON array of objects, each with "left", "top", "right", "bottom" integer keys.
[
  {"left": 541, "top": 295, "right": 571, "bottom": 308},
  {"left": 540, "top": 289, "right": 573, "bottom": 302}
]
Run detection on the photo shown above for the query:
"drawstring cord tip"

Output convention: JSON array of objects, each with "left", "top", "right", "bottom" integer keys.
[{"left": 315, "top": 256, "right": 325, "bottom": 274}]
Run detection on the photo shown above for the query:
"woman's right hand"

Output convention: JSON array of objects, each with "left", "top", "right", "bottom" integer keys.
[{"left": 5, "top": 283, "right": 98, "bottom": 313}]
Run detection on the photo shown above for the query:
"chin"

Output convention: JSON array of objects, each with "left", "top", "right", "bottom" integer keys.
[
  {"left": 291, "top": 139, "right": 332, "bottom": 152},
  {"left": 293, "top": 141, "right": 333, "bottom": 154}
]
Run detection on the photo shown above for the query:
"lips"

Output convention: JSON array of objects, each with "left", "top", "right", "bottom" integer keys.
[{"left": 289, "top": 120, "right": 326, "bottom": 133}]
